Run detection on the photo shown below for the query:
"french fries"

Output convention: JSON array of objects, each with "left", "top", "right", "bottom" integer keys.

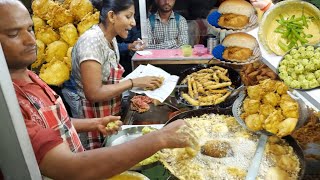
[{"left": 180, "top": 66, "right": 233, "bottom": 106}]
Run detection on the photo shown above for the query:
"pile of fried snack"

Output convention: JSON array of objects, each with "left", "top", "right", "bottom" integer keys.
[
  {"left": 180, "top": 66, "right": 232, "bottom": 106},
  {"left": 240, "top": 61, "right": 278, "bottom": 86},
  {"left": 31, "top": 0, "right": 99, "bottom": 85},
  {"left": 241, "top": 79, "right": 299, "bottom": 137}
]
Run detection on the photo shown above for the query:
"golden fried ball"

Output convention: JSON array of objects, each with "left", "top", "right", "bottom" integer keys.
[
  {"left": 77, "top": 11, "right": 99, "bottom": 35},
  {"left": 31, "top": 40, "right": 46, "bottom": 69},
  {"left": 32, "top": 15, "right": 46, "bottom": 32},
  {"left": 63, "top": 47, "right": 73, "bottom": 70},
  {"left": 47, "top": 4, "right": 74, "bottom": 29},
  {"left": 245, "top": 114, "right": 264, "bottom": 132},
  {"left": 263, "top": 92, "right": 280, "bottom": 107},
  {"left": 39, "top": 59, "right": 70, "bottom": 85},
  {"left": 259, "top": 79, "right": 278, "bottom": 92},
  {"left": 201, "top": 140, "right": 233, "bottom": 158},
  {"left": 276, "top": 81, "right": 289, "bottom": 95},
  {"left": 59, "top": 23, "right": 78, "bottom": 46},
  {"left": 247, "top": 85, "right": 263, "bottom": 100},
  {"left": 264, "top": 110, "right": 283, "bottom": 134},
  {"left": 260, "top": 104, "right": 276, "bottom": 117},
  {"left": 280, "top": 101, "right": 299, "bottom": 118},
  {"left": 277, "top": 118, "right": 298, "bottom": 137},
  {"left": 70, "top": 0, "right": 93, "bottom": 21},
  {"left": 35, "top": 26, "right": 60, "bottom": 45},
  {"left": 243, "top": 98, "right": 260, "bottom": 114},
  {"left": 32, "top": 0, "right": 57, "bottom": 20},
  {"left": 45, "top": 40, "right": 69, "bottom": 62}
]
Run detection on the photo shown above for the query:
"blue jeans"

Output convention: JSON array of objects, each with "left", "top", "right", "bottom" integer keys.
[
  {"left": 61, "top": 88, "right": 83, "bottom": 118},
  {"left": 61, "top": 88, "right": 90, "bottom": 148}
]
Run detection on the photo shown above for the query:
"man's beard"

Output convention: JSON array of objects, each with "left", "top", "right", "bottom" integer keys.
[{"left": 159, "top": 4, "right": 172, "bottom": 13}]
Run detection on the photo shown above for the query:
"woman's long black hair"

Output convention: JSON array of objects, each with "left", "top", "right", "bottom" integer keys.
[{"left": 91, "top": 0, "right": 134, "bottom": 25}]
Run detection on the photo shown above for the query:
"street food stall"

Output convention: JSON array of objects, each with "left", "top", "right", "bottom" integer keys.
[{"left": 0, "top": 0, "right": 320, "bottom": 179}]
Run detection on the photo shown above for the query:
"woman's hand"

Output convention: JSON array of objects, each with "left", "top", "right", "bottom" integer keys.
[
  {"left": 129, "top": 39, "right": 146, "bottom": 51},
  {"left": 96, "top": 116, "right": 122, "bottom": 136},
  {"left": 132, "top": 76, "right": 163, "bottom": 89}
]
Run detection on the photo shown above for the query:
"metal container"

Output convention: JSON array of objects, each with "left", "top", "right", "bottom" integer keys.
[{"left": 207, "top": 34, "right": 219, "bottom": 54}]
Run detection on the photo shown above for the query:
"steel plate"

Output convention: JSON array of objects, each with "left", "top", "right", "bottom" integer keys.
[{"left": 105, "top": 126, "right": 156, "bottom": 147}]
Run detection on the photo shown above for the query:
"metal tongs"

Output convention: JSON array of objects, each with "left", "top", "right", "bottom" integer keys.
[{"left": 232, "top": 91, "right": 308, "bottom": 180}]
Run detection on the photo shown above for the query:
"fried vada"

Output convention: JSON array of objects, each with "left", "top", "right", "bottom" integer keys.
[
  {"left": 222, "top": 32, "right": 257, "bottom": 62},
  {"left": 218, "top": 0, "right": 255, "bottom": 29}
]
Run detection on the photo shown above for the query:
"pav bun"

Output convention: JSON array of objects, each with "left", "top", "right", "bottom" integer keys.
[
  {"left": 218, "top": 0, "right": 255, "bottom": 17},
  {"left": 222, "top": 32, "right": 257, "bottom": 50}
]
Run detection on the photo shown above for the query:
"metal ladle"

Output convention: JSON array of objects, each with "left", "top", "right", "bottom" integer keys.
[{"left": 232, "top": 91, "right": 309, "bottom": 180}]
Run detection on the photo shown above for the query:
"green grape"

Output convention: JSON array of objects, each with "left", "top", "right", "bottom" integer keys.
[
  {"left": 300, "top": 51, "right": 307, "bottom": 59},
  {"left": 278, "top": 65, "right": 287, "bottom": 72},
  {"left": 294, "top": 64, "right": 304, "bottom": 74},
  {"left": 313, "top": 58, "right": 320, "bottom": 69},
  {"left": 305, "top": 51, "right": 314, "bottom": 58},
  {"left": 279, "top": 71, "right": 289, "bottom": 79},
  {"left": 290, "top": 49, "right": 299, "bottom": 55},
  {"left": 306, "top": 46, "right": 315, "bottom": 51},
  {"left": 298, "top": 74, "right": 306, "bottom": 82},
  {"left": 314, "top": 52, "right": 320, "bottom": 59},
  {"left": 290, "top": 80, "right": 301, "bottom": 89},
  {"left": 293, "top": 53, "right": 301, "bottom": 60},
  {"left": 290, "top": 72, "right": 298, "bottom": 80},
  {"left": 298, "top": 46, "right": 306, "bottom": 52},
  {"left": 305, "top": 63, "right": 316, "bottom": 72},
  {"left": 316, "top": 47, "right": 320, "bottom": 53},
  {"left": 301, "top": 79, "right": 310, "bottom": 89},
  {"left": 287, "top": 67, "right": 295, "bottom": 73},
  {"left": 306, "top": 73, "right": 316, "bottom": 81},
  {"left": 285, "top": 54, "right": 293, "bottom": 60},
  {"left": 301, "top": 59, "right": 309, "bottom": 67},
  {"left": 288, "top": 60, "right": 298, "bottom": 68},
  {"left": 280, "top": 59, "right": 289, "bottom": 66},
  {"left": 318, "top": 77, "right": 320, "bottom": 84},
  {"left": 315, "top": 70, "right": 320, "bottom": 79},
  {"left": 284, "top": 76, "right": 293, "bottom": 85},
  {"left": 309, "top": 79, "right": 319, "bottom": 88}
]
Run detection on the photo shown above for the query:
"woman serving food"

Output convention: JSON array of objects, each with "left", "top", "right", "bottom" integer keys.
[{"left": 62, "top": 0, "right": 163, "bottom": 150}]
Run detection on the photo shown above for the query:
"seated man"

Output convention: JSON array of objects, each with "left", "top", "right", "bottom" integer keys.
[
  {"left": 0, "top": 0, "right": 197, "bottom": 179},
  {"left": 147, "top": 0, "right": 189, "bottom": 49}
]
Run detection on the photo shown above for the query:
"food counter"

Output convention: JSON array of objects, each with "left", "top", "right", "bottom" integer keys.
[
  {"left": 125, "top": 18, "right": 320, "bottom": 180},
  {"left": 131, "top": 49, "right": 219, "bottom": 75}
]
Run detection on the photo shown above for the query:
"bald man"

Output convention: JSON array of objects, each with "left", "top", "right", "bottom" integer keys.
[{"left": 0, "top": 0, "right": 197, "bottom": 179}]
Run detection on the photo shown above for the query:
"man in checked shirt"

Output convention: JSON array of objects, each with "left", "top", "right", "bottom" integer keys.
[{"left": 147, "top": 0, "right": 189, "bottom": 49}]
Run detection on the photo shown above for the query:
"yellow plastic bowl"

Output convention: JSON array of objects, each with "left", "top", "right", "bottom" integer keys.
[
  {"left": 181, "top": 45, "right": 192, "bottom": 57},
  {"left": 258, "top": 0, "right": 320, "bottom": 55},
  {"left": 107, "top": 171, "right": 150, "bottom": 180}
]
